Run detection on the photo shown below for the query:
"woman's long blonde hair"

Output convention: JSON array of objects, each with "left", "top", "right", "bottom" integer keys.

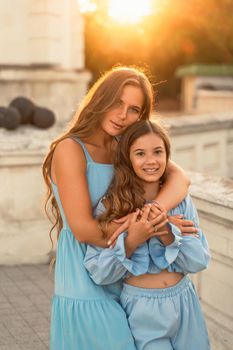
[
  {"left": 98, "top": 120, "right": 171, "bottom": 227},
  {"left": 42, "top": 66, "right": 154, "bottom": 244}
]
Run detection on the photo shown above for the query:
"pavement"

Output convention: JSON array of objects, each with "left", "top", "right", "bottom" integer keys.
[{"left": 0, "top": 264, "right": 54, "bottom": 350}]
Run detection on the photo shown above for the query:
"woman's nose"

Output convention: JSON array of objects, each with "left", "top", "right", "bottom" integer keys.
[{"left": 118, "top": 106, "right": 127, "bottom": 120}]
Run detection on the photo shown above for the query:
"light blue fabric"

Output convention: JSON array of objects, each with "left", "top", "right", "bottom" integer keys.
[
  {"left": 84, "top": 195, "right": 211, "bottom": 349},
  {"left": 120, "top": 277, "right": 210, "bottom": 350},
  {"left": 50, "top": 138, "right": 136, "bottom": 350},
  {"left": 84, "top": 195, "right": 211, "bottom": 283}
]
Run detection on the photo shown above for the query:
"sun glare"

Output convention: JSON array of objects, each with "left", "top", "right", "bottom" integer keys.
[
  {"left": 79, "top": 0, "right": 97, "bottom": 13},
  {"left": 108, "top": 0, "right": 152, "bottom": 24}
]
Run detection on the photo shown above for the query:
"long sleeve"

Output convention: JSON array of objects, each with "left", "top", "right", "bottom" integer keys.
[
  {"left": 149, "top": 195, "right": 211, "bottom": 274},
  {"left": 84, "top": 235, "right": 128, "bottom": 285},
  {"left": 84, "top": 198, "right": 150, "bottom": 285},
  {"left": 84, "top": 232, "right": 150, "bottom": 285}
]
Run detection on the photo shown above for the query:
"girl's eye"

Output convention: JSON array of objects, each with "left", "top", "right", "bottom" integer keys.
[
  {"left": 154, "top": 150, "right": 163, "bottom": 155},
  {"left": 135, "top": 152, "right": 144, "bottom": 157}
]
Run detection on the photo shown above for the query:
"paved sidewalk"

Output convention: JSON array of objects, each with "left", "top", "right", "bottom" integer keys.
[{"left": 0, "top": 264, "right": 54, "bottom": 350}]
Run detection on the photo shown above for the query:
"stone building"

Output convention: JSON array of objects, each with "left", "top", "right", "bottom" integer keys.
[{"left": 0, "top": 0, "right": 91, "bottom": 124}]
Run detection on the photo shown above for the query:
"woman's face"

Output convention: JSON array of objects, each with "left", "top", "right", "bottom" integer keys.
[
  {"left": 129, "top": 133, "right": 167, "bottom": 184},
  {"left": 101, "top": 85, "right": 144, "bottom": 136}
]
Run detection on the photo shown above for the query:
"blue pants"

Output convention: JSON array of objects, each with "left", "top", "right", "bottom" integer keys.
[{"left": 120, "top": 276, "right": 210, "bottom": 350}]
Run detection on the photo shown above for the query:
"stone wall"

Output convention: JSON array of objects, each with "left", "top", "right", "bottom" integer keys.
[
  {"left": 164, "top": 113, "right": 233, "bottom": 178},
  {"left": 189, "top": 172, "right": 233, "bottom": 350},
  {"left": 0, "top": 0, "right": 84, "bottom": 68},
  {"left": 0, "top": 0, "right": 92, "bottom": 124},
  {"left": 0, "top": 68, "right": 91, "bottom": 125},
  {"left": 0, "top": 126, "right": 61, "bottom": 265}
]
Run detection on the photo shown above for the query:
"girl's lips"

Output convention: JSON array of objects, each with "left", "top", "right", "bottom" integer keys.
[{"left": 143, "top": 168, "right": 160, "bottom": 174}]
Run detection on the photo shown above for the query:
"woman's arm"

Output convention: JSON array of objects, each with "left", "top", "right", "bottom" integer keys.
[
  {"left": 149, "top": 196, "right": 211, "bottom": 274},
  {"left": 156, "top": 160, "right": 190, "bottom": 211},
  {"left": 52, "top": 138, "right": 107, "bottom": 247}
]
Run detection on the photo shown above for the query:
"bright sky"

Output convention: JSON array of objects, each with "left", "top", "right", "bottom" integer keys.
[
  {"left": 79, "top": 0, "right": 152, "bottom": 24},
  {"left": 108, "top": 0, "right": 152, "bottom": 24},
  {"left": 79, "top": 0, "right": 97, "bottom": 13}
]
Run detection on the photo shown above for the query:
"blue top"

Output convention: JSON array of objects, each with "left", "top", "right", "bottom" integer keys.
[
  {"left": 50, "top": 137, "right": 137, "bottom": 350},
  {"left": 84, "top": 195, "right": 211, "bottom": 285},
  {"left": 51, "top": 138, "right": 118, "bottom": 299}
]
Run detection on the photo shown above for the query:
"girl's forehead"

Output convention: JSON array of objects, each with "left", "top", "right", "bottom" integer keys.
[{"left": 131, "top": 133, "right": 164, "bottom": 148}]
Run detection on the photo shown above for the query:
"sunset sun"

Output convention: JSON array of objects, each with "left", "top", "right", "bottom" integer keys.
[{"left": 108, "top": 0, "right": 152, "bottom": 24}]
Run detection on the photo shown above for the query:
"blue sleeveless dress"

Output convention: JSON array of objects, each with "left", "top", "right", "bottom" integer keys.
[{"left": 50, "top": 138, "right": 136, "bottom": 350}]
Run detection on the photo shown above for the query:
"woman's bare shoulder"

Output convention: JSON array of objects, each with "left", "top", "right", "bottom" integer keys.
[
  {"left": 53, "top": 138, "right": 87, "bottom": 166},
  {"left": 52, "top": 137, "right": 87, "bottom": 183}
]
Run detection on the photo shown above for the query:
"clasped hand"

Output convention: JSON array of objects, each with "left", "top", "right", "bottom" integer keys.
[
  {"left": 107, "top": 202, "right": 198, "bottom": 248},
  {"left": 107, "top": 202, "right": 168, "bottom": 248}
]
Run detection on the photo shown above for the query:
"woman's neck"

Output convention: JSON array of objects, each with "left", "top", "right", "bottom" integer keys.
[
  {"left": 84, "top": 126, "right": 113, "bottom": 149},
  {"left": 143, "top": 181, "right": 160, "bottom": 202}
]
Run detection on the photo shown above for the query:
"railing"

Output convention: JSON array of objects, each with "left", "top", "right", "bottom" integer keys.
[
  {"left": 189, "top": 171, "right": 233, "bottom": 350},
  {"left": 164, "top": 113, "right": 233, "bottom": 178}
]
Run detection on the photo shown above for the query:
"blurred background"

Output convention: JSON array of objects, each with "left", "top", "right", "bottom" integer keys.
[
  {"left": 0, "top": 1, "right": 232, "bottom": 349},
  {"left": 83, "top": 0, "right": 233, "bottom": 112}
]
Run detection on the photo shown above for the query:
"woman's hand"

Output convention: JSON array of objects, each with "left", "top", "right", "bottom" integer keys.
[
  {"left": 112, "top": 212, "right": 137, "bottom": 225},
  {"left": 168, "top": 215, "right": 199, "bottom": 237},
  {"left": 108, "top": 205, "right": 168, "bottom": 249}
]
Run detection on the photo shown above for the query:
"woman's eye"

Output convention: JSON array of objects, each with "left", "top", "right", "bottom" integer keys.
[
  {"left": 129, "top": 107, "right": 140, "bottom": 114},
  {"left": 113, "top": 100, "right": 122, "bottom": 107},
  {"left": 154, "top": 150, "right": 162, "bottom": 155}
]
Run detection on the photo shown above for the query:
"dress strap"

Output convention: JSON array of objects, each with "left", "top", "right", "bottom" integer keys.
[{"left": 71, "top": 137, "right": 93, "bottom": 163}]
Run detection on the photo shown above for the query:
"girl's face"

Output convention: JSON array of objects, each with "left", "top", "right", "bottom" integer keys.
[
  {"left": 101, "top": 85, "right": 144, "bottom": 136},
  {"left": 129, "top": 133, "right": 167, "bottom": 184}
]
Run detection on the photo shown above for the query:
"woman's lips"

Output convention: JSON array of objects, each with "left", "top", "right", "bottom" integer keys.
[{"left": 111, "top": 120, "right": 124, "bottom": 129}]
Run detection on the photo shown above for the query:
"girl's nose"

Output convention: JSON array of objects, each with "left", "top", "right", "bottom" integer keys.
[{"left": 146, "top": 157, "right": 157, "bottom": 164}]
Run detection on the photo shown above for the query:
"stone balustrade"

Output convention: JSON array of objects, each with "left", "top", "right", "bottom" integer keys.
[
  {"left": 163, "top": 113, "right": 233, "bottom": 178},
  {"left": 188, "top": 171, "right": 233, "bottom": 350},
  {"left": 0, "top": 126, "right": 61, "bottom": 265}
]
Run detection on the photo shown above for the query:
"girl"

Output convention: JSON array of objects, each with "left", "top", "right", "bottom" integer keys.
[
  {"left": 43, "top": 66, "right": 195, "bottom": 350},
  {"left": 84, "top": 120, "right": 211, "bottom": 350}
]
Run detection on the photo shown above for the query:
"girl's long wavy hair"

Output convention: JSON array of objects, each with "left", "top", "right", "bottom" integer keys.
[
  {"left": 98, "top": 120, "right": 171, "bottom": 227},
  {"left": 42, "top": 66, "right": 154, "bottom": 244}
]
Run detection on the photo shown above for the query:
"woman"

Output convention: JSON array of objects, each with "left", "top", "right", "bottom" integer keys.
[{"left": 43, "top": 66, "right": 195, "bottom": 349}]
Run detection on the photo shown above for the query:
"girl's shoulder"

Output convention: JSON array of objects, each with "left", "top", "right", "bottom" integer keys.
[{"left": 168, "top": 194, "right": 194, "bottom": 216}]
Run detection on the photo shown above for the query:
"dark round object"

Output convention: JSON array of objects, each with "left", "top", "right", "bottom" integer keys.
[
  {"left": 0, "top": 107, "right": 7, "bottom": 127},
  {"left": 4, "top": 107, "right": 21, "bottom": 130},
  {"left": 31, "top": 106, "right": 55, "bottom": 129},
  {"left": 0, "top": 112, "right": 5, "bottom": 127},
  {"left": 9, "top": 96, "right": 35, "bottom": 124}
]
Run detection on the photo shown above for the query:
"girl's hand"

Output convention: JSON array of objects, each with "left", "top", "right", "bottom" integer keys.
[
  {"left": 168, "top": 215, "right": 199, "bottom": 237},
  {"left": 142, "top": 202, "right": 168, "bottom": 236},
  {"left": 108, "top": 205, "right": 168, "bottom": 248}
]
